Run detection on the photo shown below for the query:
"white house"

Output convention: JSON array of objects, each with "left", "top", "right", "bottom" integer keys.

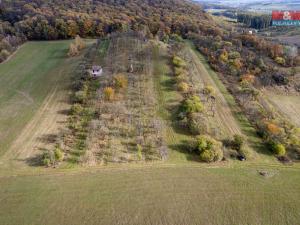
[{"left": 90, "top": 65, "right": 103, "bottom": 77}]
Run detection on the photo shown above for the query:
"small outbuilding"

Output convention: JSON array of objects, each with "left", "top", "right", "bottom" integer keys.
[{"left": 90, "top": 65, "right": 103, "bottom": 77}]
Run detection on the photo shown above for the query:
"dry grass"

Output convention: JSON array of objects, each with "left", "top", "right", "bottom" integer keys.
[{"left": 264, "top": 90, "right": 300, "bottom": 127}]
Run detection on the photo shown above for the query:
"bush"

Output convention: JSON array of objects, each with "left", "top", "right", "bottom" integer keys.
[
  {"left": 181, "top": 96, "right": 204, "bottom": 114},
  {"left": 0, "top": 49, "right": 10, "bottom": 62},
  {"left": 219, "top": 50, "right": 228, "bottom": 62},
  {"left": 175, "top": 74, "right": 188, "bottom": 83},
  {"left": 275, "top": 57, "right": 285, "bottom": 66},
  {"left": 177, "top": 82, "right": 189, "bottom": 93},
  {"left": 54, "top": 147, "right": 64, "bottom": 162},
  {"left": 187, "top": 113, "right": 210, "bottom": 135},
  {"left": 271, "top": 143, "right": 286, "bottom": 156},
  {"left": 42, "top": 150, "right": 55, "bottom": 167},
  {"left": 113, "top": 74, "right": 128, "bottom": 90},
  {"left": 203, "top": 85, "right": 215, "bottom": 96},
  {"left": 137, "top": 144, "right": 143, "bottom": 160},
  {"left": 71, "top": 103, "right": 84, "bottom": 115},
  {"left": 173, "top": 56, "right": 187, "bottom": 68},
  {"left": 232, "top": 134, "right": 245, "bottom": 151},
  {"left": 103, "top": 87, "right": 115, "bottom": 101},
  {"left": 228, "top": 51, "right": 241, "bottom": 59},
  {"left": 170, "top": 34, "right": 183, "bottom": 42},
  {"left": 197, "top": 135, "right": 223, "bottom": 162},
  {"left": 174, "top": 67, "right": 187, "bottom": 76}
]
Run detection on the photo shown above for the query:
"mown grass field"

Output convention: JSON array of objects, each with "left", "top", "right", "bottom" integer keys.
[
  {"left": 0, "top": 41, "right": 71, "bottom": 157},
  {"left": 0, "top": 166, "right": 300, "bottom": 225},
  {"left": 0, "top": 40, "right": 96, "bottom": 169}
]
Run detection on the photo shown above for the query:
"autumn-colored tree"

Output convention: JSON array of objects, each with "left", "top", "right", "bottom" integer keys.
[
  {"left": 241, "top": 74, "right": 255, "bottom": 84},
  {"left": 177, "top": 82, "right": 189, "bottom": 93},
  {"left": 265, "top": 121, "right": 281, "bottom": 135},
  {"left": 203, "top": 85, "right": 215, "bottom": 96},
  {"left": 113, "top": 74, "right": 128, "bottom": 90},
  {"left": 75, "top": 35, "right": 85, "bottom": 50},
  {"left": 270, "top": 44, "right": 284, "bottom": 58},
  {"left": 68, "top": 36, "right": 85, "bottom": 57},
  {"left": 103, "top": 87, "right": 115, "bottom": 101},
  {"left": 219, "top": 50, "right": 228, "bottom": 63},
  {"left": 68, "top": 42, "right": 79, "bottom": 57}
]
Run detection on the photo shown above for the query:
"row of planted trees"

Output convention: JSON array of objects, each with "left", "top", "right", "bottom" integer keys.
[
  {"left": 171, "top": 43, "right": 254, "bottom": 163},
  {"left": 189, "top": 30, "right": 300, "bottom": 161},
  {"left": 171, "top": 54, "right": 224, "bottom": 162},
  {"left": 42, "top": 38, "right": 90, "bottom": 166}
]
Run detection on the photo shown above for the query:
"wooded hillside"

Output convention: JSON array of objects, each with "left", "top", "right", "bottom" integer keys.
[{"left": 0, "top": 0, "right": 211, "bottom": 40}]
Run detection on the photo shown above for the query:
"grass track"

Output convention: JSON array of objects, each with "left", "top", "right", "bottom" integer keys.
[
  {"left": 187, "top": 42, "right": 274, "bottom": 160},
  {"left": 153, "top": 44, "right": 196, "bottom": 163}
]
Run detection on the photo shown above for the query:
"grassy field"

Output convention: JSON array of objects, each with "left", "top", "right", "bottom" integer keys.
[
  {"left": 0, "top": 38, "right": 299, "bottom": 225},
  {"left": 0, "top": 41, "right": 71, "bottom": 157},
  {"left": 264, "top": 91, "right": 300, "bottom": 127},
  {"left": 0, "top": 40, "right": 93, "bottom": 169},
  {"left": 153, "top": 44, "right": 196, "bottom": 163},
  {"left": 0, "top": 166, "right": 300, "bottom": 225}
]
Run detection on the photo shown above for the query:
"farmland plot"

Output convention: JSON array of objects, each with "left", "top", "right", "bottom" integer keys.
[
  {"left": 0, "top": 41, "right": 91, "bottom": 168},
  {"left": 83, "top": 33, "right": 164, "bottom": 164},
  {"left": 263, "top": 90, "right": 300, "bottom": 127},
  {"left": 178, "top": 46, "right": 243, "bottom": 139}
]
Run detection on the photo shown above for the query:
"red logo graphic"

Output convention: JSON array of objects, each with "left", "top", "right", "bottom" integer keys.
[{"left": 272, "top": 11, "right": 300, "bottom": 21}]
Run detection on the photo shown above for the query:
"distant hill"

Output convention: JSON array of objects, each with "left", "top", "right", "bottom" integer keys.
[{"left": 195, "top": 0, "right": 300, "bottom": 12}]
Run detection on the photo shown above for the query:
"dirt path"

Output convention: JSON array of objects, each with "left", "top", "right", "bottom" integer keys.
[{"left": 186, "top": 48, "right": 242, "bottom": 137}]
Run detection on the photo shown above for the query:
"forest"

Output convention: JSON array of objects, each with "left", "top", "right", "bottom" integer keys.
[
  {"left": 0, "top": 0, "right": 216, "bottom": 62},
  {"left": 237, "top": 13, "right": 272, "bottom": 29}
]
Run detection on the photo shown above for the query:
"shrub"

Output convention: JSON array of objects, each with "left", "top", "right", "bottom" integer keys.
[
  {"left": 181, "top": 96, "right": 204, "bottom": 114},
  {"left": 137, "top": 144, "right": 143, "bottom": 160},
  {"left": 228, "top": 51, "right": 241, "bottom": 59},
  {"left": 0, "top": 49, "right": 10, "bottom": 62},
  {"left": 174, "top": 67, "right": 187, "bottom": 76},
  {"left": 271, "top": 143, "right": 286, "bottom": 156},
  {"left": 113, "top": 74, "right": 128, "bottom": 90},
  {"left": 175, "top": 74, "right": 188, "bottom": 83},
  {"left": 177, "top": 82, "right": 189, "bottom": 93},
  {"left": 197, "top": 135, "right": 223, "bottom": 162},
  {"left": 74, "top": 90, "right": 87, "bottom": 103},
  {"left": 54, "top": 147, "right": 64, "bottom": 162},
  {"left": 68, "top": 42, "right": 79, "bottom": 57},
  {"left": 68, "top": 35, "right": 85, "bottom": 57},
  {"left": 42, "top": 150, "right": 55, "bottom": 167},
  {"left": 71, "top": 104, "right": 84, "bottom": 115},
  {"left": 241, "top": 74, "right": 255, "bottom": 84},
  {"left": 103, "top": 87, "right": 115, "bottom": 101},
  {"left": 74, "top": 35, "right": 85, "bottom": 50},
  {"left": 275, "top": 57, "right": 285, "bottom": 66},
  {"left": 187, "top": 113, "right": 210, "bottom": 135},
  {"left": 232, "top": 134, "right": 245, "bottom": 151},
  {"left": 203, "top": 85, "right": 215, "bottom": 96},
  {"left": 170, "top": 34, "right": 183, "bottom": 42},
  {"left": 173, "top": 56, "right": 187, "bottom": 68},
  {"left": 43, "top": 158, "right": 51, "bottom": 167},
  {"left": 219, "top": 50, "right": 228, "bottom": 62}
]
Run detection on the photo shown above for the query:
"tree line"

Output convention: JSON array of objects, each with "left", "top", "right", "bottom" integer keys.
[{"left": 237, "top": 13, "right": 272, "bottom": 30}]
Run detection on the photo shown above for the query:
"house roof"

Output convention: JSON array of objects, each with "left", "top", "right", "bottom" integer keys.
[{"left": 92, "top": 65, "right": 102, "bottom": 71}]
